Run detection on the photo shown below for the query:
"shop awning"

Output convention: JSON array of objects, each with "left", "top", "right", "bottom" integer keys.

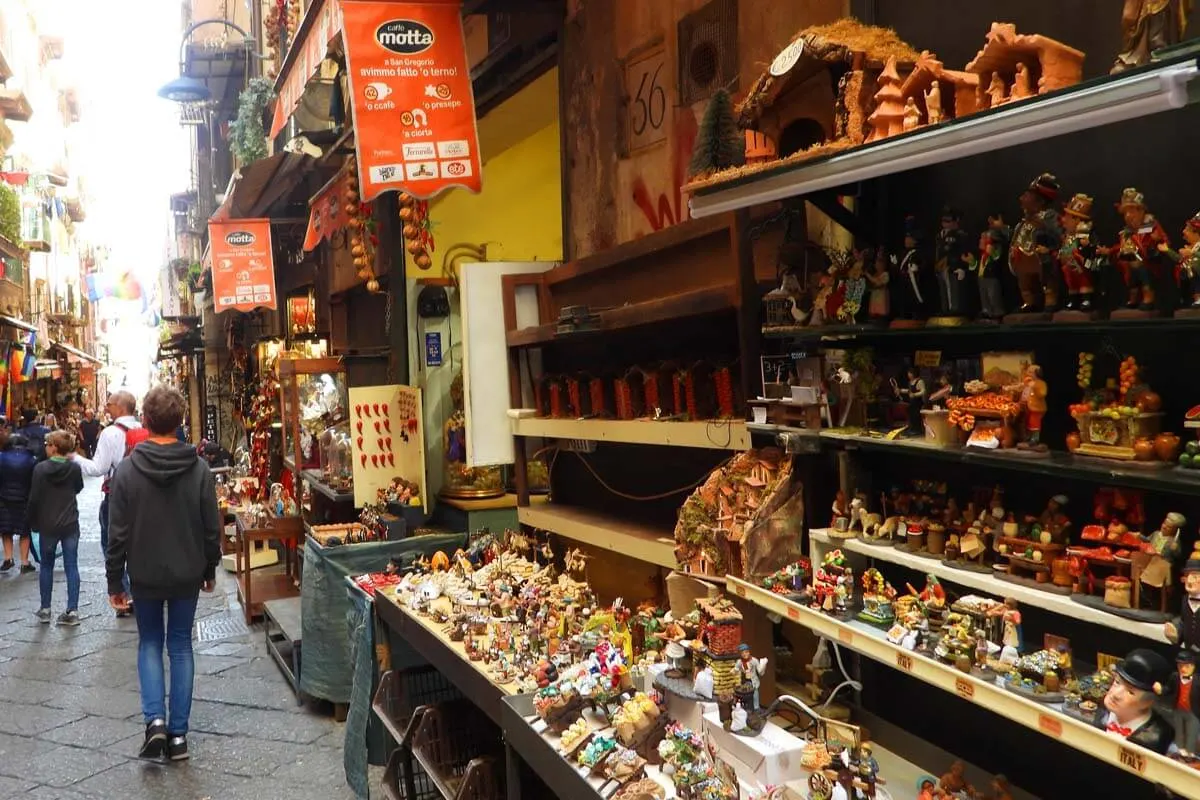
[
  {"left": 270, "top": 0, "right": 343, "bottom": 139},
  {"left": 52, "top": 341, "right": 102, "bottom": 366},
  {"left": 0, "top": 314, "right": 36, "bottom": 333},
  {"left": 211, "top": 152, "right": 318, "bottom": 221}
]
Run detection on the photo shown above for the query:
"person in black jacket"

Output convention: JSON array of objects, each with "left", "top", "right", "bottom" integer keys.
[
  {"left": 15, "top": 408, "right": 48, "bottom": 463},
  {"left": 105, "top": 386, "right": 220, "bottom": 762},
  {"left": 79, "top": 409, "right": 101, "bottom": 458},
  {"left": 28, "top": 430, "right": 84, "bottom": 625},
  {"left": 0, "top": 431, "right": 36, "bottom": 573}
]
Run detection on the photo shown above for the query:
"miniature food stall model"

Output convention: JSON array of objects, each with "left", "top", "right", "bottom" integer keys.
[{"left": 945, "top": 352, "right": 1035, "bottom": 452}]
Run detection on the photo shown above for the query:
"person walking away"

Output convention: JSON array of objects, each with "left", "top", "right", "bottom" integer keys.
[
  {"left": 0, "top": 431, "right": 36, "bottom": 573},
  {"left": 15, "top": 408, "right": 49, "bottom": 463},
  {"left": 106, "top": 386, "right": 220, "bottom": 761},
  {"left": 74, "top": 390, "right": 146, "bottom": 614},
  {"left": 29, "top": 430, "right": 84, "bottom": 625},
  {"left": 79, "top": 409, "right": 100, "bottom": 457}
]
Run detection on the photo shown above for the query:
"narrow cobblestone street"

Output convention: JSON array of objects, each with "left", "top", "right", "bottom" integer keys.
[{"left": 0, "top": 476, "right": 355, "bottom": 799}]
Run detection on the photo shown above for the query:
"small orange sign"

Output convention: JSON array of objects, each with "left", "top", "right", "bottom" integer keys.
[
  {"left": 342, "top": 0, "right": 483, "bottom": 202},
  {"left": 954, "top": 677, "right": 975, "bottom": 700},
  {"left": 1038, "top": 713, "right": 1062, "bottom": 738},
  {"left": 896, "top": 652, "right": 913, "bottom": 672},
  {"left": 208, "top": 219, "right": 277, "bottom": 313},
  {"left": 838, "top": 628, "right": 853, "bottom": 645},
  {"left": 786, "top": 606, "right": 800, "bottom": 621},
  {"left": 304, "top": 169, "right": 351, "bottom": 252}
]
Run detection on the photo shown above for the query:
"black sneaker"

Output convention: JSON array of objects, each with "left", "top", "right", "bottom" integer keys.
[
  {"left": 139, "top": 719, "right": 167, "bottom": 759},
  {"left": 56, "top": 610, "right": 80, "bottom": 627},
  {"left": 0, "top": 559, "right": 12, "bottom": 571},
  {"left": 35, "top": 608, "right": 51, "bottom": 624},
  {"left": 19, "top": 563, "right": 34, "bottom": 575},
  {"left": 167, "top": 735, "right": 189, "bottom": 761}
]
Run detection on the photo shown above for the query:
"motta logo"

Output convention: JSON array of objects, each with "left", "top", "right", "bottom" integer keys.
[
  {"left": 225, "top": 231, "right": 256, "bottom": 246},
  {"left": 375, "top": 20, "right": 434, "bottom": 54}
]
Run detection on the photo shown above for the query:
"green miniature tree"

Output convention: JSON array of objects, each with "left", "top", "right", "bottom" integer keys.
[{"left": 688, "top": 88, "right": 744, "bottom": 178}]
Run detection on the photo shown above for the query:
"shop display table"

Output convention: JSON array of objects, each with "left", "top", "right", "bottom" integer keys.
[
  {"left": 436, "top": 492, "right": 548, "bottom": 535},
  {"left": 234, "top": 513, "right": 304, "bottom": 623}
]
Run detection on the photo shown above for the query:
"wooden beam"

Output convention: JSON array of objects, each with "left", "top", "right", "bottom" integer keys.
[
  {"left": 809, "top": 190, "right": 873, "bottom": 246},
  {"left": 731, "top": 210, "right": 762, "bottom": 404}
]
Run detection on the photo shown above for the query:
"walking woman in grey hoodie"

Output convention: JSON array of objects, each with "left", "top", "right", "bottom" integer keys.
[{"left": 28, "top": 430, "right": 84, "bottom": 625}]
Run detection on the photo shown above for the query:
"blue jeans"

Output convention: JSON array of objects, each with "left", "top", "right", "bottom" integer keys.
[
  {"left": 133, "top": 594, "right": 199, "bottom": 735},
  {"left": 99, "top": 495, "right": 129, "bottom": 594},
  {"left": 38, "top": 533, "right": 79, "bottom": 611}
]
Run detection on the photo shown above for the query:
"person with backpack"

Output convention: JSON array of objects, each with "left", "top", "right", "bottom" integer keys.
[
  {"left": 106, "top": 386, "right": 220, "bottom": 761},
  {"left": 15, "top": 408, "right": 49, "bottom": 463},
  {"left": 29, "top": 430, "right": 84, "bottom": 625},
  {"left": 0, "top": 430, "right": 36, "bottom": 573},
  {"left": 74, "top": 390, "right": 147, "bottom": 614}
]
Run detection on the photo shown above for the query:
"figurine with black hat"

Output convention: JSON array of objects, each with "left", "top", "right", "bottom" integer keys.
[
  {"left": 963, "top": 213, "right": 1011, "bottom": 321},
  {"left": 932, "top": 206, "right": 974, "bottom": 323},
  {"left": 1160, "top": 211, "right": 1200, "bottom": 316},
  {"left": 1104, "top": 187, "right": 1172, "bottom": 316},
  {"left": 1164, "top": 649, "right": 1200, "bottom": 752},
  {"left": 1055, "top": 192, "right": 1101, "bottom": 320},
  {"left": 1093, "top": 647, "right": 1175, "bottom": 755},
  {"left": 1008, "top": 173, "right": 1064, "bottom": 319},
  {"left": 1165, "top": 545, "right": 1200, "bottom": 652},
  {"left": 890, "top": 215, "right": 931, "bottom": 328}
]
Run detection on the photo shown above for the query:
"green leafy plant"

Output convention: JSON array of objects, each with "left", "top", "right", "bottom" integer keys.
[
  {"left": 230, "top": 77, "right": 276, "bottom": 165},
  {"left": 0, "top": 183, "right": 22, "bottom": 245}
]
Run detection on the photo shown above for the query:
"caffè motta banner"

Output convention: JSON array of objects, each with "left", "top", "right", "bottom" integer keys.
[
  {"left": 342, "top": 0, "right": 483, "bottom": 202},
  {"left": 208, "top": 219, "right": 278, "bottom": 313}
]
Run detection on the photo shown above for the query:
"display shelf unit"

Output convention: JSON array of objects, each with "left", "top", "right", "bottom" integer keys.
[
  {"left": 815, "top": 429, "right": 1200, "bottom": 496},
  {"left": 510, "top": 415, "right": 751, "bottom": 450},
  {"left": 301, "top": 469, "right": 354, "bottom": 503},
  {"left": 726, "top": 576, "right": 1200, "bottom": 798},
  {"left": 516, "top": 505, "right": 678, "bottom": 569},
  {"left": 809, "top": 529, "right": 1169, "bottom": 644},
  {"left": 760, "top": 315, "right": 1200, "bottom": 344},
  {"left": 688, "top": 58, "right": 1200, "bottom": 217}
]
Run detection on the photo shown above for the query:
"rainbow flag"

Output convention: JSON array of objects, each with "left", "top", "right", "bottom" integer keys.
[
  {"left": 0, "top": 342, "right": 11, "bottom": 388},
  {"left": 85, "top": 271, "right": 144, "bottom": 303}
]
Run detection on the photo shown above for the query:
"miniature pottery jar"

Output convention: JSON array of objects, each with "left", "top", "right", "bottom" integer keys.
[
  {"left": 1045, "top": 673, "right": 1061, "bottom": 693},
  {"left": 1155, "top": 432, "right": 1181, "bottom": 462},
  {"left": 955, "top": 654, "right": 973, "bottom": 674},
  {"left": 926, "top": 524, "right": 946, "bottom": 555},
  {"left": 1133, "top": 437, "right": 1156, "bottom": 461},
  {"left": 1065, "top": 431, "right": 1082, "bottom": 452},
  {"left": 1000, "top": 426, "right": 1016, "bottom": 449},
  {"left": 1137, "top": 391, "right": 1163, "bottom": 413}
]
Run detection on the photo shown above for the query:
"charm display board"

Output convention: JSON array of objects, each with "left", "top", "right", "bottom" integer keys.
[{"left": 349, "top": 384, "right": 427, "bottom": 511}]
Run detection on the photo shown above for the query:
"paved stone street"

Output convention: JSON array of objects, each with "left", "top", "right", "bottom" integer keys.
[{"left": 0, "top": 476, "right": 356, "bottom": 799}]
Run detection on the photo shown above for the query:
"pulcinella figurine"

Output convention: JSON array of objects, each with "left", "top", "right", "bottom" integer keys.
[{"left": 1055, "top": 193, "right": 1100, "bottom": 321}]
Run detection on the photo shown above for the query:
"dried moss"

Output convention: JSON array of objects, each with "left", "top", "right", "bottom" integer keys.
[{"left": 802, "top": 18, "right": 920, "bottom": 64}]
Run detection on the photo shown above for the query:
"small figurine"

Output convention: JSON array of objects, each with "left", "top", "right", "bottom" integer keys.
[
  {"left": 1019, "top": 363, "right": 1048, "bottom": 448},
  {"left": 840, "top": 255, "right": 868, "bottom": 324},
  {"left": 1144, "top": 512, "right": 1185, "bottom": 564},
  {"left": 990, "top": 774, "right": 1015, "bottom": 800},
  {"left": 1011, "top": 62, "right": 1034, "bottom": 100},
  {"left": 933, "top": 207, "right": 973, "bottom": 319},
  {"left": 832, "top": 767, "right": 857, "bottom": 800},
  {"left": 891, "top": 367, "right": 927, "bottom": 437},
  {"left": 1094, "top": 647, "right": 1175, "bottom": 754},
  {"left": 927, "top": 370, "right": 953, "bottom": 408},
  {"left": 938, "top": 761, "right": 974, "bottom": 798},
  {"left": 832, "top": 490, "right": 851, "bottom": 532},
  {"left": 1162, "top": 211, "right": 1200, "bottom": 312},
  {"left": 1038, "top": 494, "right": 1071, "bottom": 544},
  {"left": 1165, "top": 546, "right": 1200, "bottom": 650},
  {"left": 988, "top": 597, "right": 1023, "bottom": 652},
  {"left": 924, "top": 80, "right": 944, "bottom": 125},
  {"left": 729, "top": 701, "right": 748, "bottom": 733},
  {"left": 1009, "top": 174, "right": 1063, "bottom": 315},
  {"left": 1112, "top": 0, "right": 1191, "bottom": 73},
  {"left": 965, "top": 214, "right": 1011, "bottom": 320},
  {"left": 1057, "top": 193, "right": 1100, "bottom": 314},
  {"left": 736, "top": 644, "right": 768, "bottom": 709},
  {"left": 985, "top": 71, "right": 1007, "bottom": 107},
  {"left": 1107, "top": 187, "right": 1171, "bottom": 312},
  {"left": 1165, "top": 650, "right": 1200, "bottom": 753},
  {"left": 866, "top": 249, "right": 891, "bottom": 321},
  {"left": 893, "top": 216, "right": 931, "bottom": 324},
  {"left": 902, "top": 96, "right": 922, "bottom": 132}
]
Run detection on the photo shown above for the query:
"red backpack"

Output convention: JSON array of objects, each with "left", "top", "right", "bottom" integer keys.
[{"left": 101, "top": 422, "right": 150, "bottom": 493}]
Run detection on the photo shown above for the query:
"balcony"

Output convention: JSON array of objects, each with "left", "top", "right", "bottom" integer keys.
[
  {"left": 0, "top": 88, "right": 32, "bottom": 122},
  {"left": 20, "top": 205, "right": 48, "bottom": 252}
]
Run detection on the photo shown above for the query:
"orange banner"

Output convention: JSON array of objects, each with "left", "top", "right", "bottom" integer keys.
[
  {"left": 342, "top": 0, "right": 482, "bottom": 202},
  {"left": 270, "top": 0, "right": 344, "bottom": 139},
  {"left": 304, "top": 168, "right": 351, "bottom": 251},
  {"left": 208, "top": 219, "right": 278, "bottom": 313}
]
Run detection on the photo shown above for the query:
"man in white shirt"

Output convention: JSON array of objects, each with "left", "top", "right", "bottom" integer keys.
[{"left": 73, "top": 390, "right": 142, "bottom": 614}]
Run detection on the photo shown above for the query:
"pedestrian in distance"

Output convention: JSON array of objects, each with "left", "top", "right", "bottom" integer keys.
[
  {"left": 15, "top": 408, "right": 49, "bottom": 463},
  {"left": 74, "top": 390, "right": 146, "bottom": 614},
  {"left": 105, "top": 386, "right": 220, "bottom": 762},
  {"left": 0, "top": 430, "right": 37, "bottom": 574},
  {"left": 79, "top": 408, "right": 101, "bottom": 458},
  {"left": 28, "top": 430, "right": 84, "bottom": 626}
]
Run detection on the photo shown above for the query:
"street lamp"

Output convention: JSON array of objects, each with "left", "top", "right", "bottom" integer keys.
[{"left": 156, "top": 18, "right": 260, "bottom": 104}]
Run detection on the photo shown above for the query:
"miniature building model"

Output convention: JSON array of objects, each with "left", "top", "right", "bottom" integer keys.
[
  {"left": 901, "top": 51, "right": 981, "bottom": 123},
  {"left": 698, "top": 596, "right": 743, "bottom": 655},
  {"left": 965, "top": 23, "right": 1085, "bottom": 103}
]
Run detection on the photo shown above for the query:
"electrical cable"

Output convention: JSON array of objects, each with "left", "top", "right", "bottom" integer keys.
[
  {"left": 551, "top": 448, "right": 727, "bottom": 502},
  {"left": 819, "top": 641, "right": 863, "bottom": 710}
]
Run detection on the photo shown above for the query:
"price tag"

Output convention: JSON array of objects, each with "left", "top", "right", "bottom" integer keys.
[
  {"left": 954, "top": 677, "right": 975, "bottom": 700},
  {"left": 838, "top": 628, "right": 853, "bottom": 645},
  {"left": 896, "top": 652, "right": 913, "bottom": 672},
  {"left": 786, "top": 607, "right": 800, "bottom": 621},
  {"left": 732, "top": 584, "right": 745, "bottom": 598},
  {"left": 1038, "top": 714, "right": 1062, "bottom": 738},
  {"left": 1118, "top": 745, "right": 1146, "bottom": 774}
]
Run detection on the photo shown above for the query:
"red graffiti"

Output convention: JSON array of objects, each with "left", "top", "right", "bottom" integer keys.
[{"left": 631, "top": 106, "right": 698, "bottom": 233}]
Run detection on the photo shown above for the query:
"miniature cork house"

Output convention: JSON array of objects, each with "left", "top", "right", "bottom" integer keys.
[
  {"left": 697, "top": 596, "right": 744, "bottom": 656},
  {"left": 901, "top": 51, "right": 980, "bottom": 123},
  {"left": 965, "top": 23, "right": 1084, "bottom": 109}
]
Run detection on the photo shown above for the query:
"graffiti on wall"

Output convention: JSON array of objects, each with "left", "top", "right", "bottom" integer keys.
[{"left": 630, "top": 104, "right": 698, "bottom": 233}]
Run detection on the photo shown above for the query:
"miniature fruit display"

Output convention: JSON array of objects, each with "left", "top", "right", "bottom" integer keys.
[
  {"left": 1070, "top": 351, "right": 1167, "bottom": 462},
  {"left": 1172, "top": 406, "right": 1200, "bottom": 474}
]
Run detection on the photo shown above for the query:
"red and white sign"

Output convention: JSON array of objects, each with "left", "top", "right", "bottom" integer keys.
[
  {"left": 269, "top": 0, "right": 344, "bottom": 139},
  {"left": 303, "top": 168, "right": 352, "bottom": 251},
  {"left": 342, "top": 0, "right": 482, "bottom": 202},
  {"left": 208, "top": 219, "right": 278, "bottom": 313}
]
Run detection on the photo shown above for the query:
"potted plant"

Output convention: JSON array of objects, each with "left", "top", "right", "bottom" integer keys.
[{"left": 229, "top": 77, "right": 275, "bottom": 165}]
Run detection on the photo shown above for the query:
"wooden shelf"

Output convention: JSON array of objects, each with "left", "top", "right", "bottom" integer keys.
[
  {"left": 510, "top": 416, "right": 750, "bottom": 450},
  {"left": 440, "top": 492, "right": 550, "bottom": 512},
  {"left": 810, "top": 529, "right": 1169, "bottom": 644},
  {"left": 506, "top": 284, "right": 737, "bottom": 347},
  {"left": 727, "top": 576, "right": 1200, "bottom": 798},
  {"left": 517, "top": 505, "right": 677, "bottom": 569}
]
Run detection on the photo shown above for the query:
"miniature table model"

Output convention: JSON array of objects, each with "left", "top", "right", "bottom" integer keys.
[{"left": 234, "top": 513, "right": 304, "bottom": 624}]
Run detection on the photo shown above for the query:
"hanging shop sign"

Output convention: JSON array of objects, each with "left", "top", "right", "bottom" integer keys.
[
  {"left": 342, "top": 0, "right": 483, "bottom": 202},
  {"left": 270, "top": 0, "right": 344, "bottom": 139},
  {"left": 207, "top": 219, "right": 278, "bottom": 313},
  {"left": 303, "top": 168, "right": 351, "bottom": 251}
]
